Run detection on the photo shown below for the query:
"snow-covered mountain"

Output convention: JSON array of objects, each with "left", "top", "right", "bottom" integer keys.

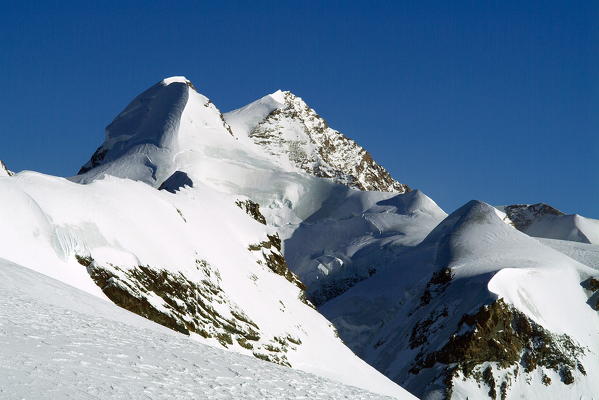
[
  {"left": 321, "top": 200, "right": 599, "bottom": 399},
  {"left": 224, "top": 89, "right": 409, "bottom": 193},
  {"left": 2, "top": 75, "right": 598, "bottom": 400},
  {"left": 0, "top": 77, "right": 415, "bottom": 399},
  {"left": 499, "top": 203, "right": 599, "bottom": 244}
]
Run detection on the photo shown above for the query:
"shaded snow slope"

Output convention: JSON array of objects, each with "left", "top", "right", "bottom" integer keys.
[
  {"left": 284, "top": 189, "right": 446, "bottom": 305},
  {"left": 0, "top": 259, "right": 416, "bottom": 400},
  {"left": 499, "top": 203, "right": 599, "bottom": 244},
  {"left": 322, "top": 200, "right": 599, "bottom": 399},
  {"left": 224, "top": 90, "right": 409, "bottom": 192},
  {"left": 0, "top": 171, "right": 408, "bottom": 398}
]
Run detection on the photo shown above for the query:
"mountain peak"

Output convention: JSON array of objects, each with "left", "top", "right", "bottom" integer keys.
[
  {"left": 225, "top": 90, "right": 409, "bottom": 193},
  {"left": 75, "top": 77, "right": 234, "bottom": 184}
]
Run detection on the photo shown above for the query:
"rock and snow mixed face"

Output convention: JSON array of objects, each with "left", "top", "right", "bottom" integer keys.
[
  {"left": 224, "top": 90, "right": 410, "bottom": 193},
  {"left": 321, "top": 200, "right": 599, "bottom": 399},
  {"left": 0, "top": 259, "right": 413, "bottom": 400},
  {"left": 75, "top": 78, "right": 408, "bottom": 228}
]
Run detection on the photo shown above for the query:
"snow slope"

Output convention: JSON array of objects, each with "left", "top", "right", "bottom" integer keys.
[
  {"left": 541, "top": 238, "right": 599, "bottom": 270},
  {"left": 284, "top": 189, "right": 446, "bottom": 304},
  {"left": 322, "top": 200, "right": 599, "bottom": 399},
  {"left": 0, "top": 258, "right": 415, "bottom": 400},
  {"left": 0, "top": 170, "right": 409, "bottom": 399}
]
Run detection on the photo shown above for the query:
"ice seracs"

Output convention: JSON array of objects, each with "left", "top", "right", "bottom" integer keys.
[{"left": 284, "top": 189, "right": 447, "bottom": 305}]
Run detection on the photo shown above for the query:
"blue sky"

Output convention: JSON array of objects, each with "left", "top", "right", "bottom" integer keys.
[{"left": 1, "top": 1, "right": 597, "bottom": 217}]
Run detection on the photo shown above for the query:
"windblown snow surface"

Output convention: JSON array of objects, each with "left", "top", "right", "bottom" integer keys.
[{"left": 0, "top": 259, "right": 403, "bottom": 400}]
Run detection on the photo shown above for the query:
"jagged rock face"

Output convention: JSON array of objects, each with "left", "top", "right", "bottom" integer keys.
[
  {"left": 235, "top": 199, "right": 267, "bottom": 225},
  {"left": 79, "top": 255, "right": 299, "bottom": 367},
  {"left": 503, "top": 203, "right": 564, "bottom": 231},
  {"left": 0, "top": 160, "right": 14, "bottom": 177},
  {"left": 227, "top": 91, "right": 409, "bottom": 193},
  {"left": 410, "top": 297, "right": 586, "bottom": 399}
]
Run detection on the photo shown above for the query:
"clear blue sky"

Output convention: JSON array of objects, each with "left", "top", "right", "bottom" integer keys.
[{"left": 1, "top": 1, "right": 597, "bottom": 217}]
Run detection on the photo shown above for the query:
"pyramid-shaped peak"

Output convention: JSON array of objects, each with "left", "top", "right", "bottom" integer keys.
[
  {"left": 423, "top": 200, "right": 501, "bottom": 244},
  {"left": 75, "top": 76, "right": 234, "bottom": 184},
  {"left": 224, "top": 88, "right": 409, "bottom": 193}
]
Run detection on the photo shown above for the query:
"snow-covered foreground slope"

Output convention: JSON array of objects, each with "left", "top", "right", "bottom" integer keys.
[
  {"left": 322, "top": 201, "right": 599, "bottom": 399},
  {"left": 0, "top": 259, "right": 415, "bottom": 400},
  {"left": 0, "top": 171, "right": 409, "bottom": 399}
]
